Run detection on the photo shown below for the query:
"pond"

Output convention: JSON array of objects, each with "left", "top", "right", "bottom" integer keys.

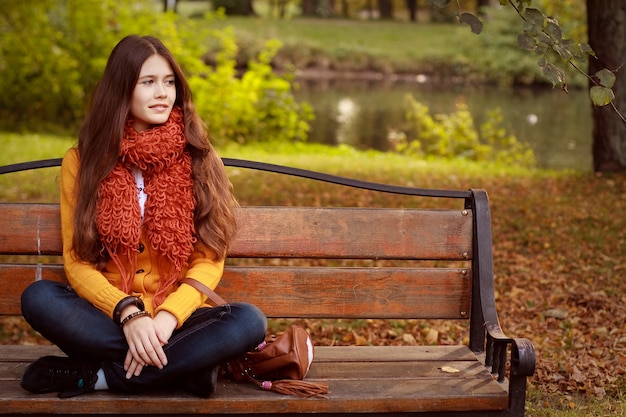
[{"left": 293, "top": 78, "right": 593, "bottom": 171}]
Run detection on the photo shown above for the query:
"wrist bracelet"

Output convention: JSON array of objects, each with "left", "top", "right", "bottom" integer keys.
[
  {"left": 120, "top": 310, "right": 151, "bottom": 327},
  {"left": 113, "top": 296, "right": 145, "bottom": 325}
]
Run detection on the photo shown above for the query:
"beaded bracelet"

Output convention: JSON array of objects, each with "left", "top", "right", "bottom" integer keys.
[{"left": 120, "top": 310, "right": 151, "bottom": 327}]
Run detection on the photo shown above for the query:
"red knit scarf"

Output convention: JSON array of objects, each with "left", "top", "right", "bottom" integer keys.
[{"left": 96, "top": 107, "right": 196, "bottom": 306}]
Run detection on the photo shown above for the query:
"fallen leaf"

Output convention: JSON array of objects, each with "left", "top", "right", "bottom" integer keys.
[
  {"left": 425, "top": 328, "right": 439, "bottom": 345},
  {"left": 544, "top": 308, "right": 568, "bottom": 319},
  {"left": 402, "top": 333, "right": 416, "bottom": 345}
]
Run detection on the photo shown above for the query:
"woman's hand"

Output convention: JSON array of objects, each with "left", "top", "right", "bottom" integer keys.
[
  {"left": 121, "top": 309, "right": 170, "bottom": 379},
  {"left": 153, "top": 310, "right": 178, "bottom": 342}
]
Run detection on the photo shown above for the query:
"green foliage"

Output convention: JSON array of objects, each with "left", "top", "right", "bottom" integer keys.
[
  {"left": 0, "top": 0, "right": 108, "bottom": 126},
  {"left": 466, "top": 7, "right": 545, "bottom": 86},
  {"left": 0, "top": 0, "right": 155, "bottom": 129},
  {"left": 479, "top": 107, "right": 536, "bottom": 167},
  {"left": 537, "top": 0, "right": 587, "bottom": 42},
  {"left": 0, "top": 0, "right": 312, "bottom": 144},
  {"left": 507, "top": 1, "right": 620, "bottom": 114},
  {"left": 514, "top": 4, "right": 590, "bottom": 91},
  {"left": 393, "top": 95, "right": 536, "bottom": 168},
  {"left": 191, "top": 33, "right": 313, "bottom": 145},
  {"left": 460, "top": 6, "right": 584, "bottom": 87},
  {"left": 590, "top": 69, "right": 616, "bottom": 107}
]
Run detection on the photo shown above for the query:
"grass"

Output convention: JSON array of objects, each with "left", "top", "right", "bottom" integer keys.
[
  {"left": 0, "top": 133, "right": 74, "bottom": 202},
  {"left": 215, "top": 17, "right": 468, "bottom": 61},
  {"left": 201, "top": 16, "right": 482, "bottom": 78},
  {"left": 526, "top": 387, "right": 625, "bottom": 417}
]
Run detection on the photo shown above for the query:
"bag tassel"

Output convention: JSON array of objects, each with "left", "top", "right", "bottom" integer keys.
[{"left": 251, "top": 375, "right": 329, "bottom": 398}]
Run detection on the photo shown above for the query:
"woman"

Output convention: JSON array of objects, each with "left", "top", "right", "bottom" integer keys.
[{"left": 20, "top": 35, "right": 267, "bottom": 398}]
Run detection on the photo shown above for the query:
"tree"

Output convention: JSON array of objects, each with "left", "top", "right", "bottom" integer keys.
[
  {"left": 378, "top": 0, "right": 393, "bottom": 19},
  {"left": 301, "top": 0, "right": 316, "bottom": 16},
  {"left": 432, "top": 0, "right": 626, "bottom": 172},
  {"left": 406, "top": 0, "right": 417, "bottom": 22},
  {"left": 587, "top": 1, "right": 626, "bottom": 171},
  {"left": 163, "top": 0, "right": 178, "bottom": 12}
]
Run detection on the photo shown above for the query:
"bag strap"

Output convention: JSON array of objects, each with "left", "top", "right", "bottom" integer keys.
[{"left": 180, "top": 278, "right": 227, "bottom": 306}]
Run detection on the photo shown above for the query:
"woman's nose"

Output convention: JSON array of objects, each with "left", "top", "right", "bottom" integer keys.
[{"left": 155, "top": 83, "right": 167, "bottom": 98}]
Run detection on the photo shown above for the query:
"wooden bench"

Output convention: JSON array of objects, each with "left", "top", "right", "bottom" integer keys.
[{"left": 0, "top": 158, "right": 536, "bottom": 417}]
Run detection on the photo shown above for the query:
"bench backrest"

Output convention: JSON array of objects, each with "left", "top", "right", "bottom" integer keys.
[{"left": 0, "top": 159, "right": 495, "bottom": 351}]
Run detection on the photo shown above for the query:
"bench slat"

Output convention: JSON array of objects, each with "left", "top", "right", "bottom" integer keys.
[
  {"left": 0, "top": 379, "right": 508, "bottom": 415},
  {"left": 0, "top": 358, "right": 491, "bottom": 382},
  {"left": 0, "top": 345, "right": 508, "bottom": 415},
  {"left": 0, "top": 204, "right": 61, "bottom": 256},
  {"left": 0, "top": 344, "right": 478, "bottom": 364},
  {"left": 0, "top": 265, "right": 471, "bottom": 318},
  {"left": 0, "top": 204, "right": 473, "bottom": 260},
  {"left": 234, "top": 207, "right": 473, "bottom": 260}
]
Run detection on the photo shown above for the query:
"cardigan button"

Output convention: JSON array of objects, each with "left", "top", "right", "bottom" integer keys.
[
  {"left": 138, "top": 243, "right": 145, "bottom": 253},
  {"left": 136, "top": 269, "right": 145, "bottom": 274}
]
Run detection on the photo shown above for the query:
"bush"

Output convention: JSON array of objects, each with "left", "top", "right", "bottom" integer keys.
[
  {"left": 0, "top": 0, "right": 312, "bottom": 145},
  {"left": 190, "top": 33, "right": 313, "bottom": 145},
  {"left": 391, "top": 94, "right": 536, "bottom": 168},
  {"left": 0, "top": 0, "right": 118, "bottom": 127}
]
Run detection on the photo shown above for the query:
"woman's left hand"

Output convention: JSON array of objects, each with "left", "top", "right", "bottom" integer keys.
[{"left": 153, "top": 310, "right": 178, "bottom": 342}]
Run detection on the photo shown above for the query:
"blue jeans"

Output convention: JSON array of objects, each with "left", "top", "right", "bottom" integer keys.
[{"left": 21, "top": 280, "right": 267, "bottom": 393}]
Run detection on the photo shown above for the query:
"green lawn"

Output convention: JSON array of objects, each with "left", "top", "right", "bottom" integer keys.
[
  {"left": 214, "top": 17, "right": 469, "bottom": 59},
  {"left": 201, "top": 15, "right": 482, "bottom": 76}
]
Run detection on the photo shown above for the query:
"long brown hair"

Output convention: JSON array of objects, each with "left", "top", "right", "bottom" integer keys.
[{"left": 73, "top": 35, "right": 237, "bottom": 267}]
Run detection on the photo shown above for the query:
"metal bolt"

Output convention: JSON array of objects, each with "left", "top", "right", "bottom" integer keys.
[
  {"left": 460, "top": 311, "right": 468, "bottom": 318},
  {"left": 461, "top": 210, "right": 468, "bottom": 216}
]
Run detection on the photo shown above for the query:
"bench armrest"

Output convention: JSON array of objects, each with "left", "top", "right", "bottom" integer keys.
[
  {"left": 468, "top": 189, "right": 536, "bottom": 384},
  {"left": 486, "top": 335, "right": 536, "bottom": 382}
]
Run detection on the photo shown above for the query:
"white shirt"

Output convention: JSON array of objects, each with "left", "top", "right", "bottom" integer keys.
[{"left": 133, "top": 167, "right": 147, "bottom": 220}]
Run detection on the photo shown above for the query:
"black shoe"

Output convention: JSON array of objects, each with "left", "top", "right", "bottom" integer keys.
[
  {"left": 184, "top": 366, "right": 218, "bottom": 398},
  {"left": 21, "top": 356, "right": 100, "bottom": 398}
]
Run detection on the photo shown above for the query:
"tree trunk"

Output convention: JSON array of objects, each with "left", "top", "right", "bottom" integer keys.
[
  {"left": 341, "top": 0, "right": 349, "bottom": 18},
  {"left": 301, "top": 0, "right": 316, "bottom": 16},
  {"left": 587, "top": 0, "right": 626, "bottom": 171},
  {"left": 246, "top": 0, "right": 256, "bottom": 15},
  {"left": 378, "top": 0, "right": 393, "bottom": 19},
  {"left": 163, "top": 0, "right": 177, "bottom": 12},
  {"left": 406, "top": 0, "right": 417, "bottom": 22}
]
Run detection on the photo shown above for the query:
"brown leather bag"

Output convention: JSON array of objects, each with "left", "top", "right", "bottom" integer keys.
[{"left": 181, "top": 278, "right": 329, "bottom": 398}]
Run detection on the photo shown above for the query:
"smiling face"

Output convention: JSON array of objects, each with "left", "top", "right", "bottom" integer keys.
[{"left": 130, "top": 54, "right": 177, "bottom": 132}]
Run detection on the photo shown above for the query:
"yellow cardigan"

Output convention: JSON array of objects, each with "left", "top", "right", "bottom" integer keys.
[{"left": 60, "top": 148, "right": 224, "bottom": 327}]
